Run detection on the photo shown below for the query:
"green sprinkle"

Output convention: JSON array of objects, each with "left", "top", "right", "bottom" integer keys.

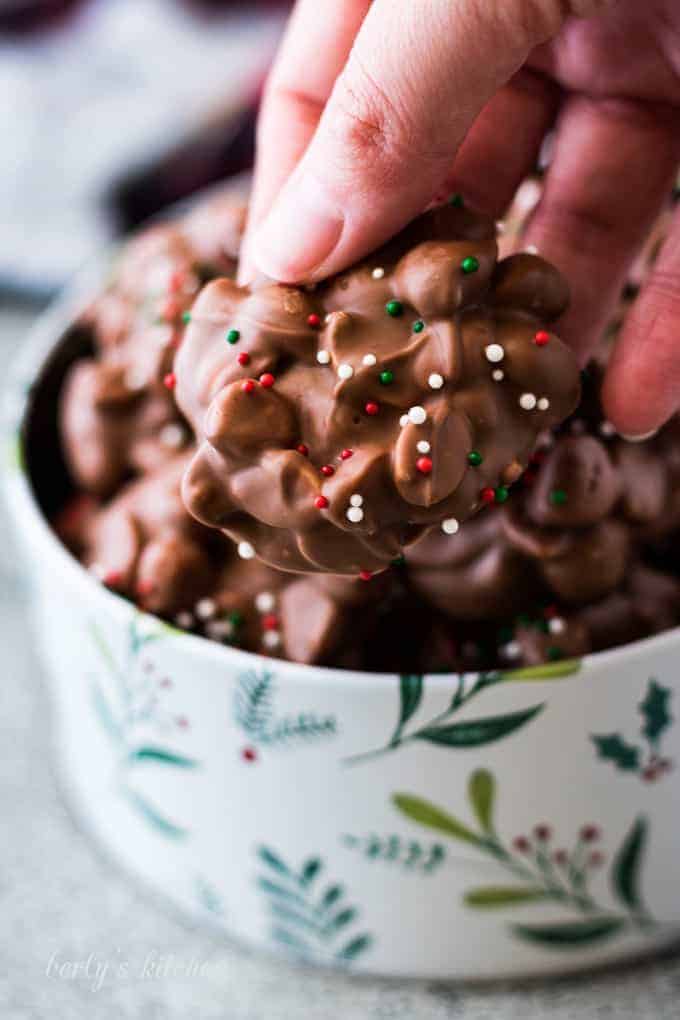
[
  {"left": 549, "top": 488, "right": 567, "bottom": 506},
  {"left": 467, "top": 450, "right": 483, "bottom": 467},
  {"left": 517, "top": 614, "right": 531, "bottom": 627},
  {"left": 449, "top": 193, "right": 464, "bottom": 208},
  {"left": 385, "top": 300, "right": 403, "bottom": 318},
  {"left": 413, "top": 320, "right": 425, "bottom": 334},
  {"left": 391, "top": 554, "right": 405, "bottom": 567},
  {"left": 547, "top": 646, "right": 563, "bottom": 661},
  {"left": 181, "top": 311, "right": 192, "bottom": 325},
  {"left": 226, "top": 329, "right": 240, "bottom": 345},
  {"left": 495, "top": 486, "right": 509, "bottom": 503},
  {"left": 229, "top": 611, "right": 243, "bottom": 626},
  {"left": 379, "top": 370, "right": 394, "bottom": 386},
  {"left": 461, "top": 255, "right": 479, "bottom": 274}
]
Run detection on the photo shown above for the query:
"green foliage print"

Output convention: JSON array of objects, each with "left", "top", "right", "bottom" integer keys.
[
  {"left": 393, "top": 770, "right": 656, "bottom": 949},
  {"left": 234, "top": 669, "right": 337, "bottom": 752},
  {"left": 89, "top": 614, "right": 199, "bottom": 839},
  {"left": 591, "top": 678, "right": 674, "bottom": 782},
  {"left": 255, "top": 846, "right": 373, "bottom": 964},
  {"left": 341, "top": 834, "right": 446, "bottom": 874},
  {"left": 344, "top": 659, "right": 580, "bottom": 765}
]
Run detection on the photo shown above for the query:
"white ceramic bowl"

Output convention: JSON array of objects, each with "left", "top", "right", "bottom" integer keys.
[{"left": 3, "top": 267, "right": 680, "bottom": 981}]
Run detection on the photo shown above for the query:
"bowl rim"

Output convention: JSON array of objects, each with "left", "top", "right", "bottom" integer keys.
[{"left": 4, "top": 249, "right": 680, "bottom": 690}]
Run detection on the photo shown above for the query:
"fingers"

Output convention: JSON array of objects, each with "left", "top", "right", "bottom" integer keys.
[
  {"left": 250, "top": 0, "right": 580, "bottom": 283},
  {"left": 446, "top": 70, "right": 561, "bottom": 218},
  {"left": 603, "top": 207, "right": 680, "bottom": 437},
  {"left": 239, "top": 0, "right": 371, "bottom": 283},
  {"left": 521, "top": 96, "right": 680, "bottom": 363}
]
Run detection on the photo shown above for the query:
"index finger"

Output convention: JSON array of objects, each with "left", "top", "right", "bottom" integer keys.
[{"left": 239, "top": 0, "right": 371, "bottom": 283}]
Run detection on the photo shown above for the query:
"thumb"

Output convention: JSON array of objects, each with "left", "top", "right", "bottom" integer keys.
[{"left": 251, "top": 0, "right": 616, "bottom": 283}]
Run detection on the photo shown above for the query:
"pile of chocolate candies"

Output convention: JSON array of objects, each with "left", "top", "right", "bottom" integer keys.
[{"left": 54, "top": 179, "right": 680, "bottom": 671}]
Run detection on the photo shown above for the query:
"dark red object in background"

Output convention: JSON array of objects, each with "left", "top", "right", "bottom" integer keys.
[
  {"left": 0, "top": 0, "right": 86, "bottom": 35},
  {"left": 0, "top": 0, "right": 291, "bottom": 37}
]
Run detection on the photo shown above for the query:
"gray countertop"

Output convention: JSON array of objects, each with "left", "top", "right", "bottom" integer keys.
[{"left": 1, "top": 301, "right": 679, "bottom": 1019}]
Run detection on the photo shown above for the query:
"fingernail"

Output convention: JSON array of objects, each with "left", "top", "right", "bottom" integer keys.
[
  {"left": 252, "top": 174, "right": 344, "bottom": 282},
  {"left": 618, "top": 428, "right": 659, "bottom": 443}
]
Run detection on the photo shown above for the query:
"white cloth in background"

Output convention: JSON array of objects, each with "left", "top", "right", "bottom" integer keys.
[{"left": 0, "top": 0, "right": 282, "bottom": 293}]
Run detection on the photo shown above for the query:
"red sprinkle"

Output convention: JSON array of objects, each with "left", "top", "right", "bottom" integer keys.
[
  {"left": 259, "top": 372, "right": 275, "bottom": 388},
  {"left": 296, "top": 444, "right": 309, "bottom": 456},
  {"left": 416, "top": 456, "right": 433, "bottom": 475},
  {"left": 168, "top": 270, "right": 186, "bottom": 293},
  {"left": 543, "top": 604, "right": 559, "bottom": 619},
  {"left": 242, "top": 747, "right": 257, "bottom": 762},
  {"left": 359, "top": 570, "right": 373, "bottom": 582},
  {"left": 161, "top": 298, "right": 180, "bottom": 322},
  {"left": 307, "top": 313, "right": 321, "bottom": 328},
  {"left": 262, "top": 614, "right": 279, "bottom": 631},
  {"left": 320, "top": 465, "right": 335, "bottom": 477},
  {"left": 365, "top": 401, "right": 380, "bottom": 416},
  {"left": 163, "top": 372, "right": 176, "bottom": 390},
  {"left": 534, "top": 330, "right": 550, "bottom": 346},
  {"left": 481, "top": 487, "right": 496, "bottom": 504},
  {"left": 103, "top": 570, "right": 122, "bottom": 588},
  {"left": 314, "top": 495, "right": 329, "bottom": 509},
  {"left": 242, "top": 379, "right": 256, "bottom": 394},
  {"left": 237, "top": 352, "right": 250, "bottom": 366},
  {"left": 340, "top": 448, "right": 353, "bottom": 460}
]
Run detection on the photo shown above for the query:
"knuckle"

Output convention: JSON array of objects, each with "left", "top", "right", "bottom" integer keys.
[{"left": 327, "top": 59, "right": 449, "bottom": 188}]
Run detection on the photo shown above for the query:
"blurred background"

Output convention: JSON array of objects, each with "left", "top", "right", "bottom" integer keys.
[{"left": 0, "top": 0, "right": 289, "bottom": 297}]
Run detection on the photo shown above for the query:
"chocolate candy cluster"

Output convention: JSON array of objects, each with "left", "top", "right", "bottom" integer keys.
[
  {"left": 175, "top": 201, "right": 580, "bottom": 575},
  {"left": 60, "top": 193, "right": 246, "bottom": 496},
  {"left": 54, "top": 183, "right": 680, "bottom": 670}
]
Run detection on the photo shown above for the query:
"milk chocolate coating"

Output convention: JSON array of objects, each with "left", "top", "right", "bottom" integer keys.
[
  {"left": 176, "top": 202, "right": 580, "bottom": 576},
  {"left": 79, "top": 456, "right": 384, "bottom": 666},
  {"left": 60, "top": 192, "right": 246, "bottom": 496}
]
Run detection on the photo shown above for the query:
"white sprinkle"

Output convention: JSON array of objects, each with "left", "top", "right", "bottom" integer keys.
[
  {"left": 416, "top": 440, "right": 431, "bottom": 454},
  {"left": 485, "top": 343, "right": 505, "bottom": 364},
  {"left": 495, "top": 220, "right": 506, "bottom": 234},
  {"left": 316, "top": 350, "right": 331, "bottom": 365},
  {"left": 206, "top": 619, "right": 234, "bottom": 641},
  {"left": 441, "top": 517, "right": 459, "bottom": 535},
  {"left": 537, "top": 397, "right": 550, "bottom": 411},
  {"left": 549, "top": 618, "right": 566, "bottom": 635},
  {"left": 519, "top": 392, "right": 537, "bottom": 411},
  {"left": 349, "top": 493, "right": 364, "bottom": 507},
  {"left": 346, "top": 506, "right": 364, "bottom": 524},
  {"left": 238, "top": 541, "right": 255, "bottom": 560},
  {"left": 408, "top": 405, "right": 427, "bottom": 425},
  {"left": 262, "top": 630, "right": 281, "bottom": 650},
  {"left": 195, "top": 598, "right": 217, "bottom": 621},
  {"left": 324, "top": 313, "right": 333, "bottom": 324},
  {"left": 502, "top": 640, "right": 521, "bottom": 660},
  {"left": 255, "top": 591, "right": 275, "bottom": 613},
  {"left": 338, "top": 363, "right": 354, "bottom": 380},
  {"left": 492, "top": 369, "right": 504, "bottom": 382},
  {"left": 362, "top": 353, "right": 377, "bottom": 367},
  {"left": 524, "top": 244, "right": 539, "bottom": 255},
  {"left": 600, "top": 420, "right": 616, "bottom": 437},
  {"left": 175, "top": 611, "right": 194, "bottom": 630},
  {"left": 428, "top": 373, "right": 444, "bottom": 390},
  {"left": 399, "top": 414, "right": 409, "bottom": 428},
  {"left": 371, "top": 267, "right": 385, "bottom": 280},
  {"left": 159, "top": 423, "right": 186, "bottom": 450}
]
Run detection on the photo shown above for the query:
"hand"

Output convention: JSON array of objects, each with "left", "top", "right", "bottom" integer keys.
[{"left": 242, "top": 0, "right": 680, "bottom": 438}]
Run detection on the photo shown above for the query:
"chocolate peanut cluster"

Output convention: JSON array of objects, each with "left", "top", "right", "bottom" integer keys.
[
  {"left": 60, "top": 193, "right": 246, "bottom": 496},
  {"left": 53, "top": 183, "right": 680, "bottom": 670},
  {"left": 175, "top": 201, "right": 580, "bottom": 576}
]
